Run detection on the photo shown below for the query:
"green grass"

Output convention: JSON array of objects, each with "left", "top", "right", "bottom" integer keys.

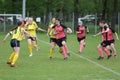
[{"left": 0, "top": 33, "right": 120, "bottom": 80}]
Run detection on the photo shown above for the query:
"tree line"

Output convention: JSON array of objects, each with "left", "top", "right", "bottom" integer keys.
[{"left": 0, "top": 0, "right": 120, "bottom": 29}]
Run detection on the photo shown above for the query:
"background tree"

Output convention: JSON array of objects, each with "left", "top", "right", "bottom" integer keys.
[{"left": 111, "top": 0, "right": 118, "bottom": 29}]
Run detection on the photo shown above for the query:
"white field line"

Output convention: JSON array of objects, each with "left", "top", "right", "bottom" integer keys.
[{"left": 38, "top": 39, "right": 120, "bottom": 76}]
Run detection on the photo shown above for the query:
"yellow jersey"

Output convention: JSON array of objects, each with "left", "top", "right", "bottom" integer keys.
[
  {"left": 10, "top": 26, "right": 23, "bottom": 41},
  {"left": 25, "top": 21, "right": 38, "bottom": 37},
  {"left": 48, "top": 23, "right": 56, "bottom": 38}
]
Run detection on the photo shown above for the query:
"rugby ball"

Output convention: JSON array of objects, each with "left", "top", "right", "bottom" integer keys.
[{"left": 67, "top": 28, "right": 72, "bottom": 34}]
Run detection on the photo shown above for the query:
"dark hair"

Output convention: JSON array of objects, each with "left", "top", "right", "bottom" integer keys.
[
  {"left": 17, "top": 21, "right": 22, "bottom": 26},
  {"left": 100, "top": 20, "right": 106, "bottom": 24},
  {"left": 56, "top": 18, "right": 62, "bottom": 24},
  {"left": 9, "top": 21, "right": 22, "bottom": 31}
]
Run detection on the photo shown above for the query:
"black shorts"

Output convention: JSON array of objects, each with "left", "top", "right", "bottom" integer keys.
[
  {"left": 28, "top": 37, "right": 37, "bottom": 41},
  {"left": 77, "top": 36, "right": 85, "bottom": 42},
  {"left": 108, "top": 39, "right": 115, "bottom": 45},
  {"left": 50, "top": 38, "right": 57, "bottom": 43},
  {"left": 10, "top": 39, "right": 20, "bottom": 47},
  {"left": 101, "top": 40, "right": 110, "bottom": 47},
  {"left": 56, "top": 37, "right": 66, "bottom": 47}
]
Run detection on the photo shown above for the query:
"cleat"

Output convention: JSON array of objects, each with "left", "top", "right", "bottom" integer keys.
[
  {"left": 83, "top": 44, "right": 86, "bottom": 47},
  {"left": 49, "top": 57, "right": 52, "bottom": 60},
  {"left": 10, "top": 64, "right": 15, "bottom": 67},
  {"left": 29, "top": 54, "right": 33, "bottom": 57},
  {"left": 78, "top": 50, "right": 81, "bottom": 53},
  {"left": 64, "top": 57, "right": 67, "bottom": 60},
  {"left": 7, "top": 62, "right": 11, "bottom": 64},
  {"left": 36, "top": 47, "right": 40, "bottom": 51},
  {"left": 67, "top": 53, "right": 70, "bottom": 56},
  {"left": 97, "top": 56, "right": 104, "bottom": 60},
  {"left": 107, "top": 55, "right": 112, "bottom": 59}
]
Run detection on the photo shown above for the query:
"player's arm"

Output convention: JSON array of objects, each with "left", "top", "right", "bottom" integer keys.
[
  {"left": 85, "top": 26, "right": 89, "bottom": 34},
  {"left": 2, "top": 31, "right": 12, "bottom": 43},
  {"left": 76, "top": 26, "right": 81, "bottom": 34},
  {"left": 115, "top": 32, "right": 119, "bottom": 40},
  {"left": 38, "top": 27, "right": 46, "bottom": 32},
  {"left": 111, "top": 28, "right": 119, "bottom": 40},
  {"left": 101, "top": 27, "right": 109, "bottom": 33},
  {"left": 93, "top": 32, "right": 102, "bottom": 37},
  {"left": 22, "top": 28, "right": 31, "bottom": 37}
]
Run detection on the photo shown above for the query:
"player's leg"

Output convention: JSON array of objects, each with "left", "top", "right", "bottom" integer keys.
[
  {"left": 58, "top": 39, "right": 67, "bottom": 60},
  {"left": 97, "top": 44, "right": 104, "bottom": 60},
  {"left": 28, "top": 38, "right": 33, "bottom": 57},
  {"left": 62, "top": 40, "right": 70, "bottom": 56},
  {"left": 103, "top": 46, "right": 112, "bottom": 59},
  {"left": 79, "top": 39, "right": 85, "bottom": 53},
  {"left": 110, "top": 43, "right": 117, "bottom": 57},
  {"left": 49, "top": 41, "right": 56, "bottom": 59},
  {"left": 7, "top": 52, "right": 15, "bottom": 64},
  {"left": 61, "top": 46, "right": 67, "bottom": 60},
  {"left": 7, "top": 39, "right": 16, "bottom": 64},
  {"left": 10, "top": 47, "right": 20, "bottom": 67}
]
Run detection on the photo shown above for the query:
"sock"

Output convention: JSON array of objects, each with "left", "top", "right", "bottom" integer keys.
[
  {"left": 61, "top": 50, "right": 67, "bottom": 58},
  {"left": 49, "top": 48, "right": 54, "bottom": 57},
  {"left": 79, "top": 43, "right": 84, "bottom": 52},
  {"left": 63, "top": 45, "right": 69, "bottom": 53},
  {"left": 59, "top": 47, "right": 63, "bottom": 53},
  {"left": 28, "top": 45, "right": 33, "bottom": 54},
  {"left": 98, "top": 48, "right": 103, "bottom": 57},
  {"left": 103, "top": 48, "right": 110, "bottom": 56},
  {"left": 8, "top": 52, "right": 15, "bottom": 62},
  {"left": 11, "top": 54, "right": 18, "bottom": 65}
]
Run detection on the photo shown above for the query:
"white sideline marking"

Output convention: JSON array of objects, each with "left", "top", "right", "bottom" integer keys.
[{"left": 38, "top": 39, "right": 120, "bottom": 76}]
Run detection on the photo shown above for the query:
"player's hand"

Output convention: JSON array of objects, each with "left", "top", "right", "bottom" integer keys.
[
  {"left": 2, "top": 39, "right": 6, "bottom": 43},
  {"left": 92, "top": 35, "right": 96, "bottom": 37},
  {"left": 116, "top": 38, "right": 119, "bottom": 40}
]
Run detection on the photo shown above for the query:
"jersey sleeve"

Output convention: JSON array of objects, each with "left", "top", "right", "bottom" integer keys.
[
  {"left": 61, "top": 24, "right": 67, "bottom": 29},
  {"left": 110, "top": 28, "right": 115, "bottom": 33},
  {"left": 33, "top": 22, "right": 38, "bottom": 29}
]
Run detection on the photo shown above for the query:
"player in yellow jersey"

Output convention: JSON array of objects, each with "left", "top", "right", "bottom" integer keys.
[
  {"left": 25, "top": 17, "right": 46, "bottom": 57},
  {"left": 47, "top": 18, "right": 62, "bottom": 59},
  {"left": 2, "top": 21, "right": 28, "bottom": 67}
]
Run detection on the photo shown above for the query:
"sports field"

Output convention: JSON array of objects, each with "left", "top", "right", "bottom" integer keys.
[{"left": 0, "top": 33, "right": 120, "bottom": 80}]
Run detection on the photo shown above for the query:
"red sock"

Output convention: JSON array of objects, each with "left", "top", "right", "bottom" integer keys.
[
  {"left": 62, "top": 51, "right": 67, "bottom": 58},
  {"left": 79, "top": 43, "right": 84, "bottom": 52},
  {"left": 103, "top": 48, "right": 110, "bottom": 56},
  {"left": 64, "top": 45, "right": 69, "bottom": 53},
  {"left": 98, "top": 48, "right": 103, "bottom": 57}
]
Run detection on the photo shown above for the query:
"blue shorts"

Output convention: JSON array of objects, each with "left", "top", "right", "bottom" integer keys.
[
  {"left": 50, "top": 38, "right": 57, "bottom": 43},
  {"left": 28, "top": 37, "right": 37, "bottom": 41},
  {"left": 10, "top": 39, "right": 20, "bottom": 47}
]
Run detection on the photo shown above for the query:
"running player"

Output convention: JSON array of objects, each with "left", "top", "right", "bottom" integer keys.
[
  {"left": 2, "top": 21, "right": 28, "bottom": 67},
  {"left": 52, "top": 19, "right": 71, "bottom": 60},
  {"left": 25, "top": 17, "right": 46, "bottom": 57},
  {"left": 93, "top": 20, "right": 112, "bottom": 60},
  {"left": 76, "top": 21, "right": 89, "bottom": 53},
  {"left": 104, "top": 23, "right": 119, "bottom": 57},
  {"left": 46, "top": 18, "right": 58, "bottom": 59}
]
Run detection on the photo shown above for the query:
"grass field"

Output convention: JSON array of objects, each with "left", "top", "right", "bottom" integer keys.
[{"left": 0, "top": 33, "right": 120, "bottom": 80}]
